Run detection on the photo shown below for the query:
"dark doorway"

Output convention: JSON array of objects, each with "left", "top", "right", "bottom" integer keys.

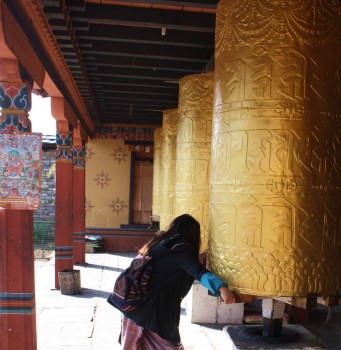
[{"left": 132, "top": 160, "right": 153, "bottom": 225}]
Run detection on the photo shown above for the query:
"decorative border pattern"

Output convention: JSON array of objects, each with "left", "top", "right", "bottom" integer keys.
[
  {"left": 55, "top": 246, "right": 73, "bottom": 260},
  {"left": 73, "top": 146, "right": 85, "bottom": 168},
  {"left": 0, "top": 83, "right": 31, "bottom": 111},
  {"left": 73, "top": 232, "right": 85, "bottom": 243},
  {"left": 0, "top": 114, "right": 30, "bottom": 132},
  {"left": 56, "top": 131, "right": 73, "bottom": 161},
  {"left": 94, "top": 126, "right": 154, "bottom": 141},
  {"left": 0, "top": 292, "right": 35, "bottom": 315}
]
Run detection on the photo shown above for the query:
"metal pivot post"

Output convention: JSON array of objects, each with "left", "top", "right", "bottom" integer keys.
[{"left": 262, "top": 299, "right": 286, "bottom": 337}]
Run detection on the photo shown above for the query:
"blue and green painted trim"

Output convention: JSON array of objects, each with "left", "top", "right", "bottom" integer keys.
[
  {"left": 55, "top": 246, "right": 73, "bottom": 259},
  {"left": 0, "top": 292, "right": 35, "bottom": 315},
  {"left": 73, "top": 232, "right": 85, "bottom": 243}
]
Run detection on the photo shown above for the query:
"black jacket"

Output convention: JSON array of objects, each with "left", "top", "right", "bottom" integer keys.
[{"left": 123, "top": 235, "right": 207, "bottom": 344}]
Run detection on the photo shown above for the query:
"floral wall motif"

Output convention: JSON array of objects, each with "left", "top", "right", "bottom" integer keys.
[{"left": 85, "top": 138, "right": 131, "bottom": 228}]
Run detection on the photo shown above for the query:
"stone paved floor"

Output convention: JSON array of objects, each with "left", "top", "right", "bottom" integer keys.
[{"left": 34, "top": 252, "right": 341, "bottom": 350}]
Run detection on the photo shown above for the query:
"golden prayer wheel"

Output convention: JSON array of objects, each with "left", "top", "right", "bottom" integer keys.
[
  {"left": 208, "top": 0, "right": 341, "bottom": 297},
  {"left": 175, "top": 73, "right": 214, "bottom": 252},
  {"left": 159, "top": 109, "right": 179, "bottom": 231},
  {"left": 152, "top": 128, "right": 163, "bottom": 217}
]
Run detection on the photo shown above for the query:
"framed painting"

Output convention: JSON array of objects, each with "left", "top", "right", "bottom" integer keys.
[{"left": 0, "top": 132, "right": 42, "bottom": 210}]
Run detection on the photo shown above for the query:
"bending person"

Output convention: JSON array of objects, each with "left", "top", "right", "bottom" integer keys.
[{"left": 120, "top": 213, "right": 236, "bottom": 350}]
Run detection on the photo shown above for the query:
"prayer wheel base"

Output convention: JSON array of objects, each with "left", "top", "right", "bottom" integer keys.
[{"left": 223, "top": 325, "right": 326, "bottom": 349}]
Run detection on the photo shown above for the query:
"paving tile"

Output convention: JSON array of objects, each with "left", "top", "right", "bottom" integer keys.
[
  {"left": 34, "top": 253, "right": 341, "bottom": 350},
  {"left": 38, "top": 306, "right": 95, "bottom": 323},
  {"left": 59, "top": 322, "right": 94, "bottom": 338}
]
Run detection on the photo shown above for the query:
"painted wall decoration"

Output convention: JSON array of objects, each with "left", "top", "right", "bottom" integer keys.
[
  {"left": 85, "top": 139, "right": 131, "bottom": 228},
  {"left": 94, "top": 126, "right": 154, "bottom": 141},
  {"left": 93, "top": 170, "right": 112, "bottom": 189},
  {"left": 56, "top": 131, "right": 73, "bottom": 161},
  {"left": 84, "top": 146, "right": 95, "bottom": 162},
  {"left": 0, "top": 114, "right": 31, "bottom": 132},
  {"left": 110, "top": 145, "right": 129, "bottom": 164},
  {"left": 85, "top": 199, "right": 95, "bottom": 214},
  {"left": 0, "top": 83, "right": 31, "bottom": 111},
  {"left": 0, "top": 133, "right": 42, "bottom": 210},
  {"left": 73, "top": 146, "right": 85, "bottom": 168},
  {"left": 109, "top": 197, "right": 128, "bottom": 215}
]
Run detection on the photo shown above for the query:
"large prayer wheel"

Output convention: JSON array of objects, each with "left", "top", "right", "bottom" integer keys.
[
  {"left": 175, "top": 73, "right": 214, "bottom": 252},
  {"left": 152, "top": 128, "right": 163, "bottom": 217},
  {"left": 159, "top": 109, "right": 179, "bottom": 231},
  {"left": 208, "top": 0, "right": 341, "bottom": 297}
]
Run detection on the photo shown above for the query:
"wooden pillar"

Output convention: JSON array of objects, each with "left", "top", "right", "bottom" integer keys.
[
  {"left": 73, "top": 125, "right": 86, "bottom": 265},
  {"left": 0, "top": 58, "right": 37, "bottom": 349},
  {"left": 52, "top": 97, "right": 74, "bottom": 288}
]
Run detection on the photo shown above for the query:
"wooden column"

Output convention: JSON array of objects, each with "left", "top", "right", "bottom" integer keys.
[
  {"left": 73, "top": 125, "right": 86, "bottom": 265},
  {"left": 0, "top": 58, "right": 37, "bottom": 349},
  {"left": 52, "top": 97, "right": 74, "bottom": 288}
]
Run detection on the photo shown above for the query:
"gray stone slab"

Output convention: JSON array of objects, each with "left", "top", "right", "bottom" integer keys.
[
  {"left": 40, "top": 335, "right": 92, "bottom": 346},
  {"left": 180, "top": 316, "right": 224, "bottom": 349},
  {"left": 34, "top": 253, "right": 341, "bottom": 350},
  {"left": 223, "top": 324, "right": 326, "bottom": 350},
  {"left": 37, "top": 306, "right": 95, "bottom": 323},
  {"left": 60, "top": 322, "right": 94, "bottom": 338},
  {"left": 44, "top": 291, "right": 99, "bottom": 308}
]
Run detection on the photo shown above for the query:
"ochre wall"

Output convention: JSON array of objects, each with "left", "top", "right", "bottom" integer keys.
[{"left": 85, "top": 139, "right": 131, "bottom": 228}]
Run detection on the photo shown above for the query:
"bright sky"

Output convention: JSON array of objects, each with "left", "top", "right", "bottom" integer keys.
[{"left": 30, "top": 93, "right": 56, "bottom": 135}]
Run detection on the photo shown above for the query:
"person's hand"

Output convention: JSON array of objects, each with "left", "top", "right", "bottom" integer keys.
[
  {"left": 219, "top": 286, "right": 236, "bottom": 304},
  {"left": 198, "top": 252, "right": 207, "bottom": 266}
]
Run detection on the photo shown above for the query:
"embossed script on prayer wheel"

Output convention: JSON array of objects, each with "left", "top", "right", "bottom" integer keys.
[
  {"left": 175, "top": 73, "right": 214, "bottom": 252},
  {"left": 160, "top": 109, "right": 179, "bottom": 231},
  {"left": 152, "top": 128, "right": 163, "bottom": 217},
  {"left": 208, "top": 0, "right": 341, "bottom": 297}
]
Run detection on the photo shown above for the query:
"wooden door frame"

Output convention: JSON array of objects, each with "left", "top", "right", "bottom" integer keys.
[{"left": 128, "top": 153, "right": 153, "bottom": 225}]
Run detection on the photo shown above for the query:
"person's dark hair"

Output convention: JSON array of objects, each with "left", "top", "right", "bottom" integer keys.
[{"left": 139, "top": 214, "right": 201, "bottom": 256}]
